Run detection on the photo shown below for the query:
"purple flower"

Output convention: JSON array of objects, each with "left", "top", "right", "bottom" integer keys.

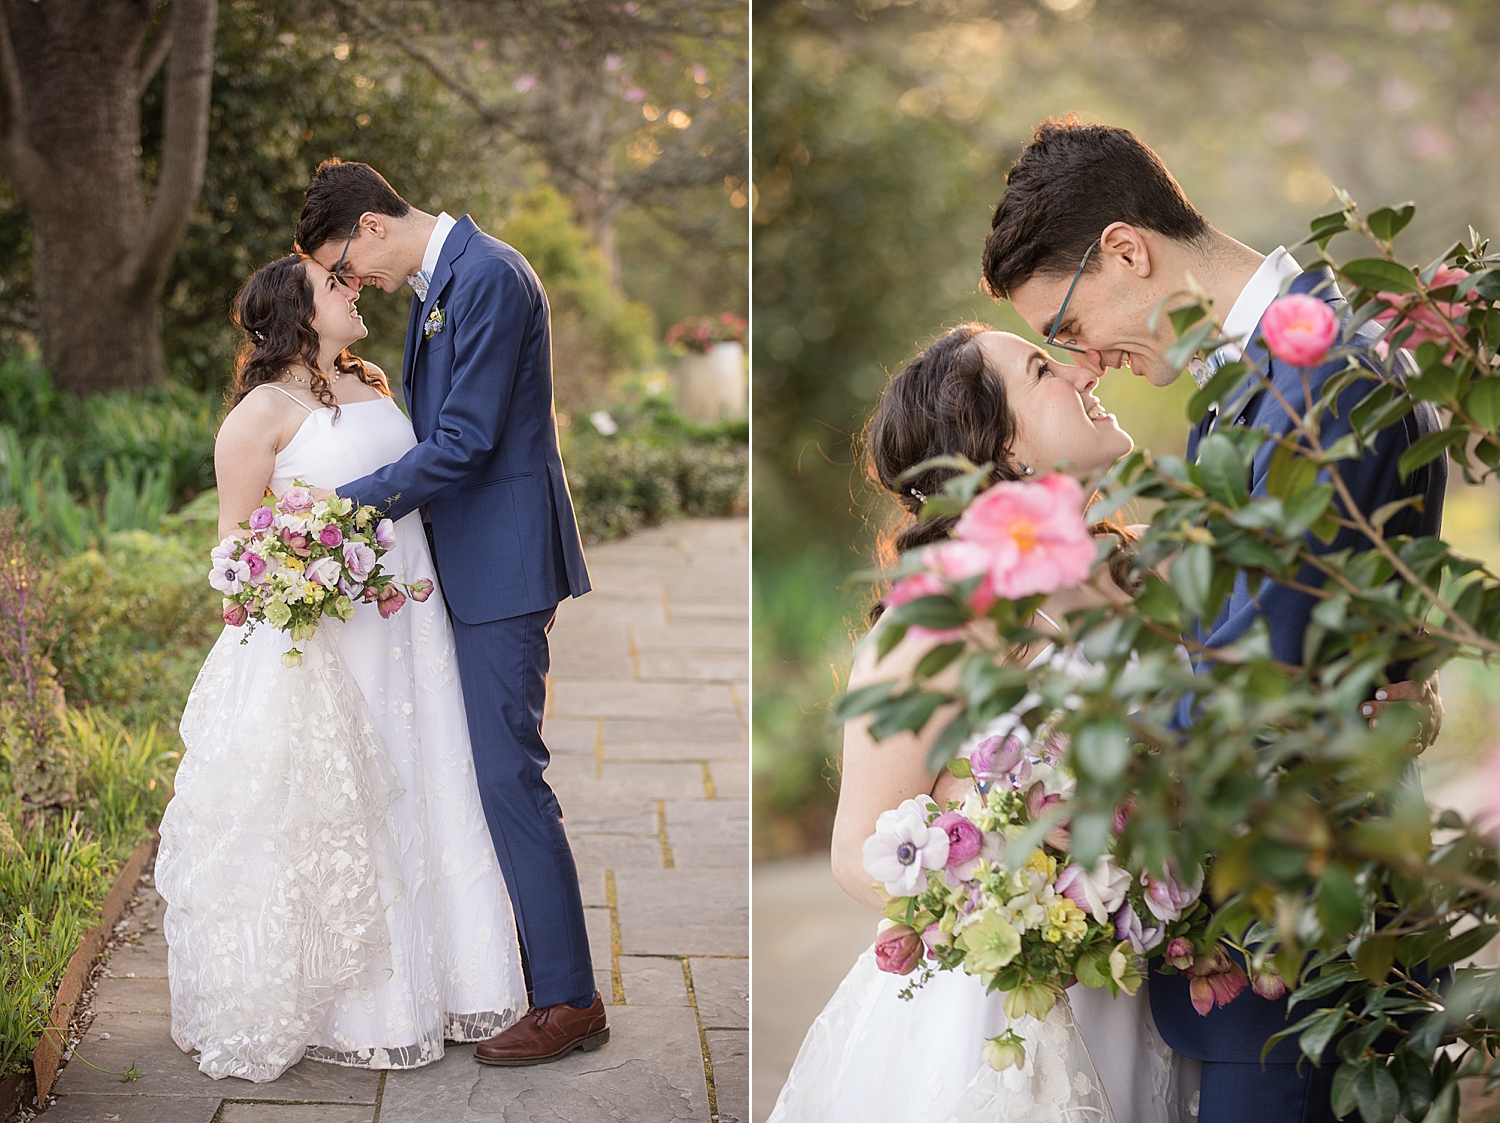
[
  {"left": 343, "top": 542, "right": 376, "bottom": 578},
  {"left": 377, "top": 584, "right": 407, "bottom": 619},
  {"left": 375, "top": 518, "right": 397, "bottom": 550},
  {"left": 1251, "top": 967, "right": 1288, "bottom": 1001},
  {"left": 248, "top": 506, "right": 275, "bottom": 531},
  {"left": 933, "top": 811, "right": 983, "bottom": 867},
  {"left": 280, "top": 486, "right": 314, "bottom": 513},
  {"left": 222, "top": 600, "right": 248, "bottom": 627},
  {"left": 318, "top": 523, "right": 344, "bottom": 548},
  {"left": 305, "top": 556, "right": 343, "bottom": 588},
  {"left": 338, "top": 575, "right": 366, "bottom": 600},
  {"left": 1164, "top": 936, "right": 1195, "bottom": 970},
  {"left": 1143, "top": 863, "right": 1205, "bottom": 923},
  {"left": 408, "top": 577, "right": 435, "bottom": 603},
  {"left": 242, "top": 550, "right": 266, "bottom": 578},
  {"left": 970, "top": 733, "right": 1026, "bottom": 782},
  {"left": 1113, "top": 902, "right": 1163, "bottom": 955}
]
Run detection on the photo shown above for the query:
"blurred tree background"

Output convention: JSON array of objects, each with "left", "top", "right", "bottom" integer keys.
[{"left": 752, "top": 0, "right": 1500, "bottom": 857}]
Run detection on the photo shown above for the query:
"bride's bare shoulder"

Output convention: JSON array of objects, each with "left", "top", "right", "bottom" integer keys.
[{"left": 218, "top": 384, "right": 307, "bottom": 445}]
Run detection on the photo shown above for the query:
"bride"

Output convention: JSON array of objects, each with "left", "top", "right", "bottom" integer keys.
[
  {"left": 155, "top": 254, "right": 527, "bottom": 1082},
  {"left": 767, "top": 325, "right": 1200, "bottom": 1123}
]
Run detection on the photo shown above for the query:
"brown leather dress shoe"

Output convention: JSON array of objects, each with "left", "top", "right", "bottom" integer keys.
[{"left": 474, "top": 992, "right": 609, "bottom": 1066}]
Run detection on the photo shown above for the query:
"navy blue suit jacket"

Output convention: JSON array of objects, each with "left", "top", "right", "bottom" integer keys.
[
  {"left": 1152, "top": 266, "right": 1446, "bottom": 1063},
  {"left": 340, "top": 216, "right": 591, "bottom": 625}
]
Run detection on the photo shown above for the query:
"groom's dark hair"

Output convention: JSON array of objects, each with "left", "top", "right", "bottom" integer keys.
[
  {"left": 981, "top": 116, "right": 1210, "bottom": 299},
  {"left": 295, "top": 159, "right": 411, "bottom": 254}
]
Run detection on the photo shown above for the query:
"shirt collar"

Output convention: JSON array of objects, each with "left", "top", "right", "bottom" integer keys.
[
  {"left": 414, "top": 211, "right": 456, "bottom": 284},
  {"left": 1212, "top": 245, "right": 1303, "bottom": 363}
]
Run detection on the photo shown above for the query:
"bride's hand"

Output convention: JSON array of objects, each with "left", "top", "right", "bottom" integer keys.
[
  {"left": 930, "top": 765, "right": 974, "bottom": 810},
  {"left": 309, "top": 487, "right": 336, "bottom": 501},
  {"left": 1360, "top": 677, "right": 1442, "bottom": 754}
]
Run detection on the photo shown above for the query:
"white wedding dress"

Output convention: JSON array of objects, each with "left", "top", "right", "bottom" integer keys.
[
  {"left": 156, "top": 394, "right": 528, "bottom": 1082},
  {"left": 768, "top": 623, "right": 1201, "bottom": 1123}
]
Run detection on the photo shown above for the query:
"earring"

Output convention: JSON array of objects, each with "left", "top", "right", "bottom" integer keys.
[{"left": 1018, "top": 462, "right": 1034, "bottom": 476}]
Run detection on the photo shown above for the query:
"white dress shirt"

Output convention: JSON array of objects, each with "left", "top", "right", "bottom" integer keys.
[
  {"left": 1213, "top": 245, "right": 1304, "bottom": 364},
  {"left": 408, "top": 211, "right": 457, "bottom": 300}
]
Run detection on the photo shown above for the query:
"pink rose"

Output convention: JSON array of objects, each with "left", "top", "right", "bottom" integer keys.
[
  {"left": 375, "top": 518, "right": 397, "bottom": 550},
  {"left": 1164, "top": 936, "right": 1195, "bottom": 970},
  {"left": 952, "top": 474, "right": 1095, "bottom": 600},
  {"left": 933, "top": 811, "right": 984, "bottom": 867},
  {"left": 874, "top": 923, "right": 922, "bottom": 976},
  {"left": 248, "top": 506, "right": 275, "bottom": 531},
  {"left": 222, "top": 600, "right": 248, "bottom": 627},
  {"left": 377, "top": 584, "right": 407, "bottom": 619},
  {"left": 408, "top": 578, "right": 435, "bottom": 603},
  {"left": 241, "top": 550, "right": 266, "bottom": 578},
  {"left": 1188, "top": 945, "right": 1249, "bottom": 1016},
  {"left": 318, "top": 524, "right": 343, "bottom": 548},
  {"left": 280, "top": 486, "right": 314, "bottom": 513},
  {"left": 1374, "top": 265, "right": 1473, "bottom": 358},
  {"left": 969, "top": 734, "right": 1025, "bottom": 783},
  {"left": 1260, "top": 293, "right": 1339, "bottom": 368}
]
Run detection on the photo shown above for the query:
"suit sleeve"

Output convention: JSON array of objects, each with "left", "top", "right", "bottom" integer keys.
[
  {"left": 338, "top": 260, "right": 530, "bottom": 520},
  {"left": 1200, "top": 355, "right": 1416, "bottom": 666}
]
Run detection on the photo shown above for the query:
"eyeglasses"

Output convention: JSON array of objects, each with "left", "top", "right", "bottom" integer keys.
[
  {"left": 1043, "top": 238, "right": 1100, "bottom": 357},
  {"left": 329, "top": 219, "right": 361, "bottom": 286}
]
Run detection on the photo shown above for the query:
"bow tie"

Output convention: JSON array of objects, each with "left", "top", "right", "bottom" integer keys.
[
  {"left": 409, "top": 270, "right": 431, "bottom": 301},
  {"left": 1188, "top": 346, "right": 1234, "bottom": 388}
]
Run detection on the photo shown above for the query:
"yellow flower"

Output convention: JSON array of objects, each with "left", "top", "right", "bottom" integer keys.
[
  {"left": 1045, "top": 897, "right": 1088, "bottom": 944},
  {"left": 956, "top": 913, "right": 1021, "bottom": 979},
  {"left": 283, "top": 555, "right": 305, "bottom": 572},
  {"left": 1025, "top": 849, "right": 1057, "bottom": 882}
]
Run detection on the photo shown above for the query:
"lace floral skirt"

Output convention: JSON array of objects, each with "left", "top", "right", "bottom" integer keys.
[
  {"left": 157, "top": 517, "right": 527, "bottom": 1082},
  {"left": 768, "top": 946, "right": 1201, "bottom": 1123}
]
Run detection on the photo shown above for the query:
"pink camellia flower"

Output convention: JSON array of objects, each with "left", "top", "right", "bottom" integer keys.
[
  {"left": 924, "top": 539, "right": 998, "bottom": 614},
  {"left": 375, "top": 518, "right": 397, "bottom": 550},
  {"left": 882, "top": 569, "right": 964, "bottom": 643},
  {"left": 1250, "top": 967, "right": 1289, "bottom": 1001},
  {"left": 241, "top": 550, "right": 267, "bottom": 579},
  {"left": 1374, "top": 265, "right": 1473, "bottom": 357},
  {"left": 408, "top": 578, "right": 435, "bottom": 603},
  {"left": 343, "top": 542, "right": 377, "bottom": 578},
  {"left": 1164, "top": 936, "right": 1195, "bottom": 971},
  {"left": 1056, "top": 856, "right": 1132, "bottom": 924},
  {"left": 952, "top": 474, "right": 1095, "bottom": 600},
  {"left": 305, "top": 556, "right": 343, "bottom": 588},
  {"left": 248, "top": 506, "right": 275, "bottom": 531},
  {"left": 921, "top": 923, "right": 953, "bottom": 959},
  {"left": 280, "top": 485, "right": 315, "bottom": 513},
  {"left": 1143, "top": 863, "right": 1205, "bottom": 923},
  {"left": 376, "top": 584, "right": 407, "bottom": 619},
  {"left": 1113, "top": 902, "right": 1163, "bottom": 955},
  {"left": 318, "top": 524, "right": 343, "bottom": 548},
  {"left": 222, "top": 600, "right": 248, "bottom": 627},
  {"left": 874, "top": 922, "right": 923, "bottom": 976},
  {"left": 933, "top": 811, "right": 984, "bottom": 868},
  {"left": 1260, "top": 293, "right": 1339, "bottom": 368},
  {"left": 1188, "top": 946, "right": 1249, "bottom": 1016}
]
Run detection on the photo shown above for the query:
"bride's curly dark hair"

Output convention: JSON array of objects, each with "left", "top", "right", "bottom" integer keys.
[
  {"left": 861, "top": 322, "right": 1135, "bottom": 620},
  {"left": 229, "top": 255, "right": 389, "bottom": 418}
]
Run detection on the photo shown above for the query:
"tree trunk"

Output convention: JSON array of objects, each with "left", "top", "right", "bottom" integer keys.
[{"left": 0, "top": 0, "right": 216, "bottom": 395}]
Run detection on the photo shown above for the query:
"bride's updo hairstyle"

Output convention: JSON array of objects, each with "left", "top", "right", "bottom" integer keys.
[
  {"left": 863, "top": 322, "right": 1133, "bottom": 616},
  {"left": 229, "top": 254, "right": 389, "bottom": 417}
]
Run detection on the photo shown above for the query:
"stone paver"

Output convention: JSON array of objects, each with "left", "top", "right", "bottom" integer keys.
[{"left": 42, "top": 518, "right": 748, "bottom": 1123}]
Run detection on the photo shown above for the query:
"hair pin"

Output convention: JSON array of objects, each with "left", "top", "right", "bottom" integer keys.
[{"left": 909, "top": 487, "right": 927, "bottom": 503}]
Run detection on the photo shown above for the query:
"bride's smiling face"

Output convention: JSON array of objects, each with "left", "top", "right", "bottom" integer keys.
[
  {"left": 304, "top": 260, "right": 367, "bottom": 351},
  {"left": 976, "top": 331, "right": 1133, "bottom": 477}
]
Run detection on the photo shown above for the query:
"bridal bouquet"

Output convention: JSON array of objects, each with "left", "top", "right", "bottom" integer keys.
[{"left": 207, "top": 481, "right": 434, "bottom": 667}]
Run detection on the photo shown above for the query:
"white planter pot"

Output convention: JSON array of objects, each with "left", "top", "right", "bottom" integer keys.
[{"left": 671, "top": 341, "right": 746, "bottom": 423}]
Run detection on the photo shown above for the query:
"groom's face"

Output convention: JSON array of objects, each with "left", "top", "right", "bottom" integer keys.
[
  {"left": 308, "top": 216, "right": 406, "bottom": 294},
  {"left": 1006, "top": 228, "right": 1183, "bottom": 388}
]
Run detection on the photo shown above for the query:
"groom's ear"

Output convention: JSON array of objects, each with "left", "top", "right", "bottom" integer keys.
[{"left": 1099, "top": 222, "right": 1153, "bottom": 280}]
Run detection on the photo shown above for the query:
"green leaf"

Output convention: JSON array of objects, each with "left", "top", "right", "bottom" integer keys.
[
  {"left": 833, "top": 680, "right": 895, "bottom": 723},
  {"left": 1318, "top": 865, "right": 1364, "bottom": 940},
  {"left": 914, "top": 641, "right": 965, "bottom": 679},
  {"left": 1391, "top": 1048, "right": 1433, "bottom": 1121},
  {"left": 877, "top": 619, "right": 910, "bottom": 660},
  {"left": 1367, "top": 204, "right": 1416, "bottom": 244},
  {"left": 1341, "top": 258, "right": 1418, "bottom": 294},
  {"left": 1405, "top": 1010, "right": 1448, "bottom": 1057},
  {"left": 1355, "top": 935, "right": 1397, "bottom": 984},
  {"left": 1299, "top": 209, "right": 1350, "bottom": 250},
  {"left": 1289, "top": 970, "right": 1355, "bottom": 1013},
  {"left": 1072, "top": 718, "right": 1131, "bottom": 783},
  {"left": 1170, "top": 542, "right": 1213, "bottom": 620},
  {"left": 868, "top": 690, "right": 945, "bottom": 740},
  {"left": 1465, "top": 376, "right": 1500, "bottom": 431},
  {"left": 1398, "top": 428, "right": 1465, "bottom": 480},
  {"left": 1187, "top": 360, "right": 1251, "bottom": 424},
  {"left": 1299, "top": 1006, "right": 1347, "bottom": 1061},
  {"left": 1267, "top": 441, "right": 1321, "bottom": 499},
  {"left": 1332, "top": 1062, "right": 1361, "bottom": 1119},
  {"left": 946, "top": 756, "right": 972, "bottom": 779},
  {"left": 1075, "top": 949, "right": 1110, "bottom": 989},
  {"left": 1134, "top": 575, "right": 1180, "bottom": 626},
  {"left": 1370, "top": 495, "right": 1422, "bottom": 531},
  {"left": 1354, "top": 1060, "right": 1401, "bottom": 1123},
  {"left": 1283, "top": 484, "right": 1336, "bottom": 539},
  {"left": 926, "top": 712, "right": 976, "bottom": 772},
  {"left": 886, "top": 594, "right": 969, "bottom": 632},
  {"left": 1197, "top": 432, "right": 1249, "bottom": 508},
  {"left": 1428, "top": 922, "right": 1498, "bottom": 972}
]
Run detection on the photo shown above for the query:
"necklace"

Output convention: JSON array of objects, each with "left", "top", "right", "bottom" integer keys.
[{"left": 283, "top": 367, "right": 339, "bottom": 385}]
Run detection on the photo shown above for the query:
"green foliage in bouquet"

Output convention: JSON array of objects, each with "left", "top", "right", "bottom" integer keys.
[{"left": 842, "top": 195, "right": 1500, "bottom": 1123}]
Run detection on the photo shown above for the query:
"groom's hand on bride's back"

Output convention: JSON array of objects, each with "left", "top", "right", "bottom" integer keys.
[{"left": 1361, "top": 677, "right": 1443, "bottom": 754}]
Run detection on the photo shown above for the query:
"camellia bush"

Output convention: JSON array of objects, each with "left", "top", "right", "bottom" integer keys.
[{"left": 839, "top": 194, "right": 1500, "bottom": 1123}]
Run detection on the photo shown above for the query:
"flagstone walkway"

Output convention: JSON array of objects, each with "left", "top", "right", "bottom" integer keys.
[{"left": 38, "top": 517, "right": 749, "bottom": 1123}]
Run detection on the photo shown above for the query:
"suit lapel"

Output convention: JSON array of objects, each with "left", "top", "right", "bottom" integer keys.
[{"left": 400, "top": 294, "right": 422, "bottom": 421}]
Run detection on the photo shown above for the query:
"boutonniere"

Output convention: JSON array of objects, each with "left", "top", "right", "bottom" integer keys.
[{"left": 423, "top": 305, "right": 446, "bottom": 339}]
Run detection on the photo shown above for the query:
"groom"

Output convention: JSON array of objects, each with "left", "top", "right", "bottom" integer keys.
[
  {"left": 981, "top": 119, "right": 1446, "bottom": 1122},
  {"left": 294, "top": 160, "right": 605, "bottom": 1065}
]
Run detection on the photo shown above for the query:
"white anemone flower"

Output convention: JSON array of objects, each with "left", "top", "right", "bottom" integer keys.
[
  {"left": 862, "top": 798, "right": 949, "bottom": 896},
  {"left": 209, "top": 555, "right": 252, "bottom": 595}
]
